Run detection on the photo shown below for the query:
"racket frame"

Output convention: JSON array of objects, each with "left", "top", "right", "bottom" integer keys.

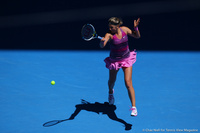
[{"left": 81, "top": 24, "right": 102, "bottom": 41}]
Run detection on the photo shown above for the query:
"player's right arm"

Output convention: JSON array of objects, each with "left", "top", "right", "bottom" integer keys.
[{"left": 99, "top": 33, "right": 112, "bottom": 48}]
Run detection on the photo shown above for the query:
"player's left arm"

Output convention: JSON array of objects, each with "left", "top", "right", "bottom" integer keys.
[{"left": 122, "top": 18, "right": 141, "bottom": 39}]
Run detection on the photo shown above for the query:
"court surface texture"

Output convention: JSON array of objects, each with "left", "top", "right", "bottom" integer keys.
[{"left": 0, "top": 50, "right": 199, "bottom": 133}]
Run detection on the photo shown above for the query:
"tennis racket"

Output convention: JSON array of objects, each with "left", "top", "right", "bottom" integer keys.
[{"left": 81, "top": 24, "right": 103, "bottom": 41}]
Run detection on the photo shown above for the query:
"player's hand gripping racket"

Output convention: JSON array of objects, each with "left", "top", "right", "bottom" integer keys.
[{"left": 81, "top": 24, "right": 103, "bottom": 41}]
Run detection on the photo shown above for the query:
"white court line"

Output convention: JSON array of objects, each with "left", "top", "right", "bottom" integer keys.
[{"left": 0, "top": 0, "right": 199, "bottom": 28}]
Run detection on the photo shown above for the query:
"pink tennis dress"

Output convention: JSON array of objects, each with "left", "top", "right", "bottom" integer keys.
[{"left": 104, "top": 28, "right": 136, "bottom": 70}]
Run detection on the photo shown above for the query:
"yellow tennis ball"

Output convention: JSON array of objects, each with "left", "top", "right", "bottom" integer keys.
[{"left": 51, "top": 80, "right": 55, "bottom": 85}]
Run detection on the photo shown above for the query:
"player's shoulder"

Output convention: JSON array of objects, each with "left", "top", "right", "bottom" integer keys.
[
  {"left": 121, "top": 26, "right": 131, "bottom": 34},
  {"left": 121, "top": 26, "right": 130, "bottom": 31},
  {"left": 105, "top": 31, "right": 113, "bottom": 36}
]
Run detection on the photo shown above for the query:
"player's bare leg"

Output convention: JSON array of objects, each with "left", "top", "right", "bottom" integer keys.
[
  {"left": 108, "top": 69, "right": 119, "bottom": 104},
  {"left": 122, "top": 67, "right": 137, "bottom": 116}
]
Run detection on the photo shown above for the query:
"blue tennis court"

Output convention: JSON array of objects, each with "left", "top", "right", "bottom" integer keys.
[{"left": 0, "top": 50, "right": 199, "bottom": 132}]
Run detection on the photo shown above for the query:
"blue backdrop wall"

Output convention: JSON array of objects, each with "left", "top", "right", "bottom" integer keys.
[{"left": 0, "top": 0, "right": 200, "bottom": 50}]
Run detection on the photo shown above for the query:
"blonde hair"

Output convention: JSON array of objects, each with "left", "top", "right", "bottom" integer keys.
[{"left": 108, "top": 17, "right": 123, "bottom": 26}]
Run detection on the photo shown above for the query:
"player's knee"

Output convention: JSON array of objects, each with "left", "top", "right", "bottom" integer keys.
[
  {"left": 125, "top": 79, "right": 132, "bottom": 89},
  {"left": 108, "top": 79, "right": 116, "bottom": 85},
  {"left": 108, "top": 79, "right": 115, "bottom": 89}
]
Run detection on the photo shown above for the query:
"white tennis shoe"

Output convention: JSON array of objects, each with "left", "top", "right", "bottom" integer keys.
[{"left": 130, "top": 107, "right": 137, "bottom": 116}]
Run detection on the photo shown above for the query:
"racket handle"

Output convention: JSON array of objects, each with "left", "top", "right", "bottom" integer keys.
[{"left": 97, "top": 36, "right": 103, "bottom": 40}]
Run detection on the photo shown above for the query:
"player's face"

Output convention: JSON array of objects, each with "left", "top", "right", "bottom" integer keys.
[{"left": 109, "top": 24, "right": 119, "bottom": 34}]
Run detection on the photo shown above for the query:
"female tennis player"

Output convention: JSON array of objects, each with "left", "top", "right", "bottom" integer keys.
[{"left": 99, "top": 17, "right": 140, "bottom": 116}]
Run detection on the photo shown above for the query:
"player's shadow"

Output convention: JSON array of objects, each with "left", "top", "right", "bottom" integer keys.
[{"left": 43, "top": 99, "right": 132, "bottom": 131}]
